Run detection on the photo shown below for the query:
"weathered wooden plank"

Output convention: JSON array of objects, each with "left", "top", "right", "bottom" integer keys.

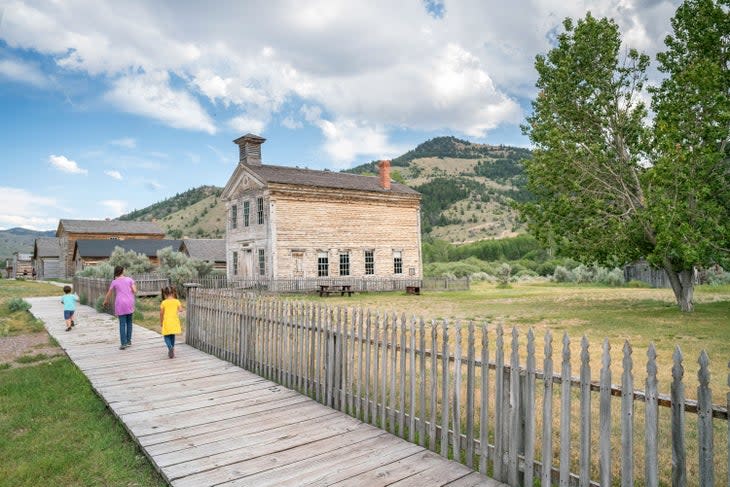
[
  {"left": 399, "top": 313, "right": 408, "bottom": 437},
  {"left": 494, "top": 324, "right": 505, "bottom": 481},
  {"left": 599, "top": 339, "right": 612, "bottom": 487},
  {"left": 419, "top": 318, "right": 427, "bottom": 447},
  {"left": 671, "top": 346, "right": 687, "bottom": 487},
  {"left": 454, "top": 323, "right": 463, "bottom": 464},
  {"left": 621, "top": 341, "right": 634, "bottom": 487},
  {"left": 466, "top": 322, "right": 476, "bottom": 468},
  {"left": 542, "top": 331, "right": 554, "bottom": 487},
  {"left": 560, "top": 333, "right": 571, "bottom": 487},
  {"left": 479, "top": 323, "right": 490, "bottom": 475},
  {"left": 430, "top": 320, "right": 439, "bottom": 452},
  {"left": 697, "top": 350, "right": 714, "bottom": 486},
  {"left": 409, "top": 316, "right": 417, "bottom": 443},
  {"left": 579, "top": 336, "right": 591, "bottom": 487},
  {"left": 441, "top": 320, "right": 451, "bottom": 458},
  {"left": 508, "top": 327, "right": 520, "bottom": 486},
  {"left": 645, "top": 343, "right": 659, "bottom": 487},
  {"left": 524, "top": 329, "right": 536, "bottom": 486}
]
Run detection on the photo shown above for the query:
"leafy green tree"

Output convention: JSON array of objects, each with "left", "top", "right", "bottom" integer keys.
[
  {"left": 522, "top": 8, "right": 729, "bottom": 311},
  {"left": 647, "top": 0, "right": 730, "bottom": 309}
]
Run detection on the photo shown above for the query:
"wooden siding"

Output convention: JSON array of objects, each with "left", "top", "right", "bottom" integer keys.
[
  {"left": 224, "top": 178, "right": 422, "bottom": 281},
  {"left": 58, "top": 232, "right": 164, "bottom": 277}
]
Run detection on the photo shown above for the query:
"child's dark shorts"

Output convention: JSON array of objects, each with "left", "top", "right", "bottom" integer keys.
[{"left": 64, "top": 310, "right": 74, "bottom": 320}]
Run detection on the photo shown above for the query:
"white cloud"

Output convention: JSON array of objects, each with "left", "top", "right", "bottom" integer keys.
[
  {"left": 2, "top": 0, "right": 680, "bottom": 159},
  {"left": 104, "top": 170, "right": 123, "bottom": 180},
  {"left": 100, "top": 199, "right": 128, "bottom": 216},
  {"left": 281, "top": 116, "right": 302, "bottom": 130},
  {"left": 49, "top": 155, "right": 87, "bottom": 174},
  {"left": 110, "top": 137, "right": 136, "bottom": 149},
  {"left": 0, "top": 58, "right": 48, "bottom": 87},
  {"left": 105, "top": 71, "right": 216, "bottom": 134},
  {"left": 144, "top": 180, "right": 162, "bottom": 191},
  {"left": 0, "top": 187, "right": 61, "bottom": 230}
]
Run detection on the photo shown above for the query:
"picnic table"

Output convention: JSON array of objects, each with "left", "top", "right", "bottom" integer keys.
[{"left": 319, "top": 285, "right": 353, "bottom": 297}]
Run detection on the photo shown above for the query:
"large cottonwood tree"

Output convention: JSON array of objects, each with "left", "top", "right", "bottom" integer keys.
[{"left": 522, "top": 3, "right": 729, "bottom": 312}]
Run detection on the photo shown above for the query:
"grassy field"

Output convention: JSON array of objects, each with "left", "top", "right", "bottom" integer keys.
[
  {"left": 300, "top": 281, "right": 730, "bottom": 398},
  {"left": 0, "top": 279, "right": 166, "bottom": 487}
]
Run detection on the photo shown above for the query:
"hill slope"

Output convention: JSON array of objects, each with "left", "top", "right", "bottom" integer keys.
[
  {"left": 120, "top": 136, "right": 531, "bottom": 244},
  {"left": 0, "top": 228, "right": 56, "bottom": 262}
]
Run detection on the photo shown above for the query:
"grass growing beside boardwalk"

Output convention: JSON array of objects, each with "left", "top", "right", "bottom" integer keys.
[{"left": 0, "top": 357, "right": 166, "bottom": 487}]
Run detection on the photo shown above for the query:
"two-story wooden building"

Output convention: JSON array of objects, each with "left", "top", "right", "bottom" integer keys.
[
  {"left": 56, "top": 219, "right": 165, "bottom": 277},
  {"left": 221, "top": 134, "right": 422, "bottom": 281}
]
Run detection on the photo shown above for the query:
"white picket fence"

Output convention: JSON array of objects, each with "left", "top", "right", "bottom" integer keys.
[{"left": 185, "top": 288, "right": 729, "bottom": 486}]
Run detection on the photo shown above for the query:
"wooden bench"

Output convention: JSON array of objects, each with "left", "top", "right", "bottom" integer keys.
[
  {"left": 339, "top": 285, "right": 353, "bottom": 297},
  {"left": 405, "top": 285, "right": 421, "bottom": 295}
]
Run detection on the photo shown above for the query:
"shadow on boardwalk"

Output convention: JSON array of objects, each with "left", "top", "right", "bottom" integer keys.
[{"left": 28, "top": 296, "right": 506, "bottom": 487}]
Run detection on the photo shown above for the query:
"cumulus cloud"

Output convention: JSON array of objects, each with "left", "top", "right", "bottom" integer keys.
[
  {"left": 0, "top": 187, "right": 61, "bottom": 230},
  {"left": 0, "top": 58, "right": 48, "bottom": 87},
  {"left": 104, "top": 170, "right": 123, "bottom": 180},
  {"left": 100, "top": 199, "right": 127, "bottom": 216},
  {"left": 2, "top": 0, "right": 680, "bottom": 162},
  {"left": 110, "top": 137, "right": 136, "bottom": 149},
  {"left": 105, "top": 71, "right": 216, "bottom": 134},
  {"left": 49, "top": 155, "right": 87, "bottom": 174}
]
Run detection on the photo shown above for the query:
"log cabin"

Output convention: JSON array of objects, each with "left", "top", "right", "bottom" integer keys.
[
  {"left": 56, "top": 219, "right": 165, "bottom": 277},
  {"left": 221, "top": 134, "right": 422, "bottom": 281}
]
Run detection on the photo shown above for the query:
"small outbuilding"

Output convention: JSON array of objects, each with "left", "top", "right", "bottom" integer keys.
[
  {"left": 33, "top": 237, "right": 62, "bottom": 279},
  {"left": 179, "top": 239, "right": 226, "bottom": 271}
]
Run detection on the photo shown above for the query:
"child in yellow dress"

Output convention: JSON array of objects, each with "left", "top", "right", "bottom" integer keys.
[{"left": 159, "top": 286, "right": 184, "bottom": 358}]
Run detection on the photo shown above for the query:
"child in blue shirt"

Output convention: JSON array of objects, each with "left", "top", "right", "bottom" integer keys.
[{"left": 61, "top": 285, "right": 79, "bottom": 331}]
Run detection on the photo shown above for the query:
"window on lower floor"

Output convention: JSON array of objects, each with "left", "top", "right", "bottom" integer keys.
[
  {"left": 258, "top": 249, "right": 266, "bottom": 276},
  {"left": 318, "top": 252, "right": 329, "bottom": 277},
  {"left": 232, "top": 251, "right": 238, "bottom": 275},
  {"left": 339, "top": 253, "right": 350, "bottom": 276},
  {"left": 393, "top": 251, "right": 403, "bottom": 274},
  {"left": 365, "top": 250, "right": 374, "bottom": 275}
]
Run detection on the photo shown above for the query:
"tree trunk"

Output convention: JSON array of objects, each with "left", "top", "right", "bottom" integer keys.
[{"left": 663, "top": 264, "right": 695, "bottom": 312}]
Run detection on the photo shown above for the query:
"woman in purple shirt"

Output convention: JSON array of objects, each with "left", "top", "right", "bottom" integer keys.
[{"left": 103, "top": 265, "right": 137, "bottom": 349}]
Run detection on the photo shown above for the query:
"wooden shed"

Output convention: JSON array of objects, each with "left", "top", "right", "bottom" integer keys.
[
  {"left": 179, "top": 239, "right": 226, "bottom": 271},
  {"left": 221, "top": 134, "right": 422, "bottom": 280},
  {"left": 56, "top": 219, "right": 165, "bottom": 277},
  {"left": 12, "top": 252, "right": 33, "bottom": 278},
  {"left": 33, "top": 237, "right": 62, "bottom": 279},
  {"left": 73, "top": 239, "right": 182, "bottom": 274}
]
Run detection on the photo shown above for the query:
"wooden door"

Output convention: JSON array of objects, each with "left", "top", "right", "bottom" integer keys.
[{"left": 292, "top": 252, "right": 304, "bottom": 278}]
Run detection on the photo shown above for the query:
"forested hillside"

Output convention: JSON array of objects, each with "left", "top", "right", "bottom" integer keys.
[
  {"left": 119, "top": 136, "right": 531, "bottom": 243},
  {"left": 0, "top": 228, "right": 55, "bottom": 262}
]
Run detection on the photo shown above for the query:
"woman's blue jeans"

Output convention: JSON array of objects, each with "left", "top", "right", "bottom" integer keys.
[
  {"left": 118, "top": 313, "right": 133, "bottom": 346},
  {"left": 163, "top": 334, "right": 175, "bottom": 350}
]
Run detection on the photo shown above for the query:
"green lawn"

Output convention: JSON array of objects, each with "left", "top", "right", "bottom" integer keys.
[{"left": 0, "top": 279, "right": 166, "bottom": 487}]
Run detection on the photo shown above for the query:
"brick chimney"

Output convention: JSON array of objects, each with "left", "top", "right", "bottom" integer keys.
[
  {"left": 233, "top": 133, "right": 266, "bottom": 165},
  {"left": 378, "top": 160, "right": 391, "bottom": 190}
]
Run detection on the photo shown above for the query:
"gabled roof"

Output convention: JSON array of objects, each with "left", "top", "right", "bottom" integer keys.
[
  {"left": 223, "top": 163, "right": 420, "bottom": 199},
  {"left": 57, "top": 219, "right": 164, "bottom": 236},
  {"left": 34, "top": 237, "right": 61, "bottom": 258},
  {"left": 180, "top": 239, "right": 226, "bottom": 263},
  {"left": 73, "top": 239, "right": 182, "bottom": 260}
]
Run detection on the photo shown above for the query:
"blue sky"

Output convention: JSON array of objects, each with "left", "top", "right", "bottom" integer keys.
[{"left": 0, "top": 0, "right": 679, "bottom": 231}]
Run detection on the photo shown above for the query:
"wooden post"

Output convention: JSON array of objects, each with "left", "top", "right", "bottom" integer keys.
[
  {"left": 430, "top": 321, "right": 438, "bottom": 452},
  {"left": 418, "top": 318, "right": 427, "bottom": 447},
  {"left": 542, "top": 331, "right": 554, "bottom": 487},
  {"left": 494, "top": 324, "right": 505, "bottom": 481},
  {"left": 560, "top": 333, "right": 571, "bottom": 487},
  {"left": 453, "top": 324, "right": 463, "bottom": 463},
  {"left": 622, "top": 341, "right": 634, "bottom": 487},
  {"left": 671, "top": 346, "right": 686, "bottom": 487},
  {"left": 479, "top": 323, "right": 490, "bottom": 475},
  {"left": 508, "top": 327, "right": 520, "bottom": 485},
  {"left": 466, "top": 322, "right": 475, "bottom": 468},
  {"left": 441, "top": 321, "right": 450, "bottom": 458},
  {"left": 524, "top": 328, "right": 536, "bottom": 486},
  {"left": 645, "top": 343, "right": 658, "bottom": 487},
  {"left": 599, "top": 339, "right": 612, "bottom": 487},
  {"left": 697, "top": 350, "right": 714, "bottom": 486}
]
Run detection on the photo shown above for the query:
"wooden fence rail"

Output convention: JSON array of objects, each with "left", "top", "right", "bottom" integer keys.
[{"left": 185, "top": 288, "right": 729, "bottom": 487}]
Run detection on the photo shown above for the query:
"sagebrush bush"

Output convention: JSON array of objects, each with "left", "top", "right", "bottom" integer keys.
[
  {"left": 553, "top": 266, "right": 574, "bottom": 283},
  {"left": 7, "top": 298, "right": 31, "bottom": 312}
]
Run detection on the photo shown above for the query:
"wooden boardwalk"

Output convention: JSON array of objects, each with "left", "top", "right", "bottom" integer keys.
[{"left": 28, "top": 297, "right": 506, "bottom": 487}]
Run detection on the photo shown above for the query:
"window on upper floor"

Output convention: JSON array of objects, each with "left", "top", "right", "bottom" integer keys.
[
  {"left": 257, "top": 197, "right": 264, "bottom": 225},
  {"left": 243, "top": 201, "right": 250, "bottom": 227},
  {"left": 230, "top": 204, "right": 238, "bottom": 229}
]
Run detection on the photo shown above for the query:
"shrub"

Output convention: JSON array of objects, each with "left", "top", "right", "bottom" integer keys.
[
  {"left": 469, "top": 272, "right": 495, "bottom": 282},
  {"left": 553, "top": 266, "right": 574, "bottom": 283},
  {"left": 496, "top": 263, "right": 512, "bottom": 288},
  {"left": 95, "top": 296, "right": 107, "bottom": 313},
  {"left": 599, "top": 268, "right": 625, "bottom": 287},
  {"left": 573, "top": 264, "right": 593, "bottom": 284},
  {"left": 626, "top": 279, "right": 651, "bottom": 288},
  {"left": 7, "top": 298, "right": 31, "bottom": 313},
  {"left": 707, "top": 270, "right": 730, "bottom": 286}
]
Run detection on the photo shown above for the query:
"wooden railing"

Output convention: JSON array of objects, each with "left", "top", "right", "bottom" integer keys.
[
  {"left": 188, "top": 276, "right": 469, "bottom": 293},
  {"left": 185, "top": 288, "right": 729, "bottom": 486}
]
